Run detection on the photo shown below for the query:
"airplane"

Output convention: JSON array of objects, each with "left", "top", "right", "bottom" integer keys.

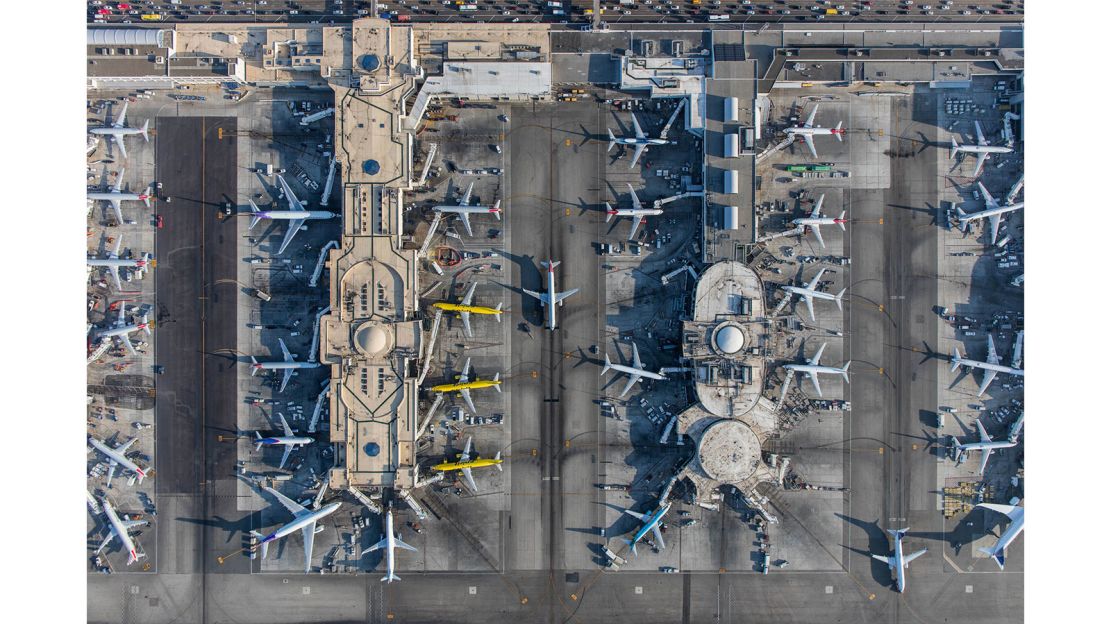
[
  {"left": 622, "top": 500, "right": 671, "bottom": 556},
  {"left": 431, "top": 435, "right": 503, "bottom": 492},
  {"left": 954, "top": 182, "right": 1024, "bottom": 245},
  {"left": 88, "top": 101, "right": 149, "bottom": 160},
  {"left": 88, "top": 167, "right": 152, "bottom": 224},
  {"left": 607, "top": 112, "right": 670, "bottom": 168},
  {"left": 600, "top": 342, "right": 667, "bottom": 398},
  {"left": 432, "top": 282, "right": 503, "bottom": 338},
  {"left": 949, "top": 333, "right": 1024, "bottom": 397},
  {"left": 871, "top": 528, "right": 926, "bottom": 593},
  {"left": 94, "top": 497, "right": 148, "bottom": 566},
  {"left": 250, "top": 485, "right": 342, "bottom": 574},
  {"left": 250, "top": 338, "right": 322, "bottom": 393},
  {"left": 975, "top": 501, "right": 1024, "bottom": 570},
  {"left": 429, "top": 358, "right": 501, "bottom": 415},
  {"left": 779, "top": 342, "right": 851, "bottom": 401},
  {"left": 88, "top": 435, "right": 148, "bottom": 488},
  {"left": 254, "top": 413, "right": 314, "bottom": 470},
  {"left": 949, "top": 120, "right": 1013, "bottom": 177},
  {"left": 431, "top": 181, "right": 502, "bottom": 237},
  {"left": 96, "top": 304, "right": 152, "bottom": 355},
  {"left": 87, "top": 236, "right": 152, "bottom": 290},
  {"left": 781, "top": 268, "right": 845, "bottom": 322},
  {"left": 955, "top": 419, "right": 1018, "bottom": 475},
  {"left": 791, "top": 194, "right": 846, "bottom": 248},
  {"left": 605, "top": 184, "right": 663, "bottom": 241},
  {"left": 522, "top": 259, "right": 579, "bottom": 330},
  {"left": 249, "top": 175, "right": 337, "bottom": 255},
  {"left": 362, "top": 509, "right": 417, "bottom": 583},
  {"left": 785, "top": 103, "right": 844, "bottom": 158}
]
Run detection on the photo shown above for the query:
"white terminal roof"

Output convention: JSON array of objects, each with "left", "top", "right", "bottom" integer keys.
[
  {"left": 715, "top": 325, "right": 744, "bottom": 354},
  {"left": 88, "top": 28, "right": 166, "bottom": 47},
  {"left": 422, "top": 62, "right": 551, "bottom": 98}
]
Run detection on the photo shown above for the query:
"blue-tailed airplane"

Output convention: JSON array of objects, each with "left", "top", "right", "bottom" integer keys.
[
  {"left": 621, "top": 500, "right": 671, "bottom": 556},
  {"left": 975, "top": 501, "right": 1024, "bottom": 570},
  {"left": 250, "top": 485, "right": 342, "bottom": 574}
]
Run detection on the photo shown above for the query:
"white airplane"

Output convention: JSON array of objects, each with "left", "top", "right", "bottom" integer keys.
[
  {"left": 975, "top": 501, "right": 1024, "bottom": 570},
  {"left": 97, "top": 304, "right": 152, "bottom": 355},
  {"left": 250, "top": 485, "right": 342, "bottom": 574},
  {"left": 523, "top": 259, "right": 579, "bottom": 330},
  {"left": 606, "top": 184, "right": 662, "bottom": 241},
  {"left": 600, "top": 342, "right": 667, "bottom": 398},
  {"left": 254, "top": 413, "right": 313, "bottom": 470},
  {"left": 94, "top": 497, "right": 148, "bottom": 566},
  {"left": 955, "top": 419, "right": 1018, "bottom": 475},
  {"left": 791, "top": 194, "right": 846, "bottom": 248},
  {"left": 88, "top": 101, "right": 149, "bottom": 160},
  {"left": 785, "top": 103, "right": 844, "bottom": 158},
  {"left": 781, "top": 268, "right": 845, "bottom": 322},
  {"left": 871, "top": 528, "right": 926, "bottom": 593},
  {"left": 88, "top": 168, "right": 152, "bottom": 224},
  {"left": 780, "top": 342, "right": 851, "bottom": 401},
  {"left": 88, "top": 435, "right": 148, "bottom": 488},
  {"left": 622, "top": 500, "right": 671, "bottom": 556},
  {"left": 949, "top": 334, "right": 1024, "bottom": 397},
  {"left": 87, "top": 236, "right": 151, "bottom": 290},
  {"left": 955, "top": 182, "right": 1024, "bottom": 245},
  {"left": 250, "top": 338, "right": 322, "bottom": 393},
  {"left": 249, "top": 175, "right": 337, "bottom": 255},
  {"left": 607, "top": 112, "right": 670, "bottom": 168},
  {"left": 363, "top": 509, "right": 417, "bottom": 583},
  {"left": 950, "top": 120, "right": 1013, "bottom": 177},
  {"left": 431, "top": 182, "right": 502, "bottom": 237}
]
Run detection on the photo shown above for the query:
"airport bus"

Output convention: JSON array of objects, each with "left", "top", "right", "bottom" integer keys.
[{"left": 141, "top": 13, "right": 163, "bottom": 21}]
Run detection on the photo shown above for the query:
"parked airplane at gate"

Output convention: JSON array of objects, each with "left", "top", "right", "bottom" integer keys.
[
  {"left": 250, "top": 485, "right": 342, "bottom": 574},
  {"left": 431, "top": 182, "right": 501, "bottom": 237},
  {"left": 87, "top": 167, "right": 152, "bottom": 224},
  {"left": 248, "top": 175, "right": 337, "bottom": 255},
  {"left": 363, "top": 510, "right": 417, "bottom": 583},
  {"left": 606, "top": 184, "right": 662, "bottom": 241},
  {"left": 949, "top": 120, "right": 1013, "bottom": 177},
  {"left": 432, "top": 282, "right": 503, "bottom": 338},
  {"left": 95, "top": 497, "right": 148, "bottom": 566},
  {"left": 89, "top": 101, "right": 149, "bottom": 160},
  {"left": 785, "top": 104, "right": 844, "bottom": 158},
  {"left": 250, "top": 338, "right": 322, "bottom": 393},
  {"left": 949, "top": 333, "right": 1023, "bottom": 397},
  {"left": 600, "top": 342, "right": 667, "bottom": 398},
  {"left": 96, "top": 303, "right": 152, "bottom": 355},
  {"left": 871, "top": 528, "right": 926, "bottom": 593},
  {"left": 955, "top": 182, "right": 1024, "bottom": 245},
  {"left": 791, "top": 194, "right": 846, "bottom": 248},
  {"left": 955, "top": 419, "right": 1018, "bottom": 475},
  {"left": 430, "top": 358, "right": 501, "bottom": 415},
  {"left": 431, "top": 436, "right": 503, "bottom": 492},
  {"left": 622, "top": 499, "right": 671, "bottom": 556},
  {"left": 975, "top": 501, "right": 1024, "bottom": 570},
  {"left": 607, "top": 112, "right": 670, "bottom": 168},
  {"left": 255, "top": 413, "right": 313, "bottom": 470},
  {"left": 781, "top": 268, "right": 845, "bottom": 322},
  {"left": 88, "top": 435, "right": 148, "bottom": 488},
  {"left": 87, "top": 236, "right": 151, "bottom": 290},
  {"left": 779, "top": 342, "right": 851, "bottom": 401},
  {"left": 522, "top": 259, "right": 579, "bottom": 330}
]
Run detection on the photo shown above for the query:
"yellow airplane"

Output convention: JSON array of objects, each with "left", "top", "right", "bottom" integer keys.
[
  {"left": 430, "top": 357, "right": 501, "bottom": 414},
  {"left": 432, "top": 283, "right": 503, "bottom": 337},
  {"left": 432, "top": 436, "right": 502, "bottom": 491}
]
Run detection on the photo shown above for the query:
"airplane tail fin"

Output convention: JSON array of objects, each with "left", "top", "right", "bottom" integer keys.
[
  {"left": 834, "top": 121, "right": 843, "bottom": 140},
  {"left": 601, "top": 354, "right": 612, "bottom": 377},
  {"left": 382, "top": 572, "right": 401, "bottom": 583},
  {"left": 495, "top": 302, "right": 503, "bottom": 321},
  {"left": 492, "top": 199, "right": 502, "bottom": 220},
  {"left": 250, "top": 531, "right": 269, "bottom": 559},
  {"left": 840, "top": 361, "right": 851, "bottom": 383},
  {"left": 605, "top": 202, "right": 614, "bottom": 223},
  {"left": 625, "top": 539, "right": 638, "bottom": 556},
  {"left": 494, "top": 452, "right": 503, "bottom": 471},
  {"left": 950, "top": 137, "right": 959, "bottom": 159},
  {"left": 140, "top": 314, "right": 152, "bottom": 335},
  {"left": 142, "top": 189, "right": 152, "bottom": 208},
  {"left": 834, "top": 288, "right": 846, "bottom": 311},
  {"left": 607, "top": 129, "right": 616, "bottom": 152},
  {"left": 250, "top": 356, "right": 260, "bottom": 374},
  {"left": 492, "top": 372, "right": 502, "bottom": 392},
  {"left": 542, "top": 259, "right": 561, "bottom": 271},
  {"left": 255, "top": 431, "right": 264, "bottom": 451},
  {"left": 837, "top": 211, "right": 846, "bottom": 230},
  {"left": 248, "top": 199, "right": 263, "bottom": 230},
  {"left": 950, "top": 347, "right": 962, "bottom": 372},
  {"left": 141, "top": 119, "right": 150, "bottom": 142},
  {"left": 977, "top": 546, "right": 1005, "bottom": 570}
]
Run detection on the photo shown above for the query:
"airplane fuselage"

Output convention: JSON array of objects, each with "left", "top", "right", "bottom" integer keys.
[
  {"left": 890, "top": 535, "right": 908, "bottom": 592},
  {"left": 786, "top": 126, "right": 844, "bottom": 138},
  {"left": 433, "top": 205, "right": 500, "bottom": 216},
  {"left": 102, "top": 500, "right": 141, "bottom": 564},
  {"left": 98, "top": 322, "right": 149, "bottom": 339},
  {"left": 382, "top": 512, "right": 399, "bottom": 581},
  {"left": 89, "top": 437, "right": 145, "bottom": 479},
  {"left": 432, "top": 302, "right": 503, "bottom": 317},
  {"left": 957, "top": 203, "right": 1024, "bottom": 225},
  {"left": 630, "top": 503, "right": 670, "bottom": 548},
  {"left": 782, "top": 285, "right": 838, "bottom": 302},
  {"left": 958, "top": 440, "right": 1016, "bottom": 453},
  {"left": 605, "top": 362, "right": 666, "bottom": 381},
  {"left": 430, "top": 379, "right": 501, "bottom": 393},
  {"left": 432, "top": 456, "right": 503, "bottom": 472},
  {"left": 87, "top": 258, "right": 148, "bottom": 269},
  {"left": 785, "top": 363, "right": 841, "bottom": 376},
  {"left": 543, "top": 266, "right": 560, "bottom": 329},
  {"left": 608, "top": 208, "right": 663, "bottom": 219},
  {"left": 792, "top": 215, "right": 846, "bottom": 228},
  {"left": 613, "top": 136, "right": 668, "bottom": 147},
  {"left": 88, "top": 191, "right": 148, "bottom": 203},
  {"left": 952, "top": 357, "right": 1023, "bottom": 377},
  {"left": 257, "top": 435, "right": 314, "bottom": 447},
  {"left": 260, "top": 501, "right": 341, "bottom": 545},
  {"left": 253, "top": 361, "right": 321, "bottom": 371},
  {"left": 253, "top": 210, "right": 335, "bottom": 221},
  {"left": 954, "top": 144, "right": 1012, "bottom": 155},
  {"left": 89, "top": 127, "right": 143, "bottom": 138}
]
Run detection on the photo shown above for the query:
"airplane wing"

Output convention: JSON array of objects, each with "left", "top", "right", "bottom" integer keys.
[
  {"left": 114, "top": 101, "right": 129, "bottom": 128},
  {"left": 105, "top": 463, "right": 118, "bottom": 487},
  {"left": 276, "top": 368, "right": 294, "bottom": 393},
  {"left": 461, "top": 282, "right": 477, "bottom": 306},
  {"left": 977, "top": 503, "right": 1023, "bottom": 522},
  {"left": 903, "top": 549, "right": 927, "bottom": 566},
  {"left": 459, "top": 358, "right": 471, "bottom": 383},
  {"left": 460, "top": 436, "right": 473, "bottom": 462},
  {"left": 804, "top": 104, "right": 819, "bottom": 128},
  {"left": 977, "top": 448, "right": 992, "bottom": 475},
  {"left": 627, "top": 216, "right": 643, "bottom": 241},
  {"left": 276, "top": 218, "right": 305, "bottom": 255},
  {"left": 280, "top": 413, "right": 294, "bottom": 437},
  {"left": 96, "top": 532, "right": 115, "bottom": 555},
  {"left": 623, "top": 508, "right": 648, "bottom": 522},
  {"left": 631, "top": 342, "right": 643, "bottom": 369},
  {"left": 457, "top": 212, "right": 474, "bottom": 237},
  {"left": 279, "top": 445, "right": 294, "bottom": 470},
  {"left": 986, "top": 334, "right": 999, "bottom": 364},
  {"left": 394, "top": 535, "right": 418, "bottom": 552},
  {"left": 801, "top": 294, "right": 816, "bottom": 322},
  {"left": 974, "top": 120, "right": 986, "bottom": 145},
  {"left": 629, "top": 143, "right": 646, "bottom": 168},
  {"left": 806, "top": 268, "right": 826, "bottom": 291},
  {"left": 802, "top": 134, "right": 818, "bottom": 159},
  {"left": 619, "top": 372, "right": 640, "bottom": 398},
  {"left": 987, "top": 214, "right": 1002, "bottom": 245},
  {"left": 810, "top": 224, "right": 825, "bottom": 248},
  {"left": 277, "top": 175, "right": 304, "bottom": 211},
  {"left": 460, "top": 311, "right": 473, "bottom": 338},
  {"left": 651, "top": 524, "right": 666, "bottom": 551},
  {"left": 972, "top": 153, "right": 987, "bottom": 178},
  {"left": 280, "top": 338, "right": 295, "bottom": 362},
  {"left": 977, "top": 182, "right": 997, "bottom": 209},
  {"left": 809, "top": 342, "right": 827, "bottom": 366},
  {"left": 630, "top": 113, "right": 645, "bottom": 139},
  {"left": 627, "top": 183, "right": 641, "bottom": 210},
  {"left": 871, "top": 554, "right": 892, "bottom": 567},
  {"left": 264, "top": 485, "right": 311, "bottom": 518},
  {"left": 977, "top": 369, "right": 997, "bottom": 397},
  {"left": 120, "top": 333, "right": 136, "bottom": 355},
  {"left": 110, "top": 199, "right": 124, "bottom": 225},
  {"left": 522, "top": 288, "right": 548, "bottom": 306},
  {"left": 110, "top": 267, "right": 122, "bottom": 291},
  {"left": 811, "top": 195, "right": 824, "bottom": 218},
  {"left": 460, "top": 182, "right": 474, "bottom": 206},
  {"left": 461, "top": 467, "right": 478, "bottom": 492},
  {"left": 300, "top": 521, "right": 316, "bottom": 574},
  {"left": 554, "top": 288, "right": 579, "bottom": 305},
  {"left": 778, "top": 370, "right": 795, "bottom": 402},
  {"left": 460, "top": 389, "right": 477, "bottom": 415},
  {"left": 975, "top": 419, "right": 991, "bottom": 443},
  {"left": 807, "top": 371, "right": 823, "bottom": 397},
  {"left": 114, "top": 135, "right": 128, "bottom": 161},
  {"left": 117, "top": 437, "right": 139, "bottom": 454}
]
